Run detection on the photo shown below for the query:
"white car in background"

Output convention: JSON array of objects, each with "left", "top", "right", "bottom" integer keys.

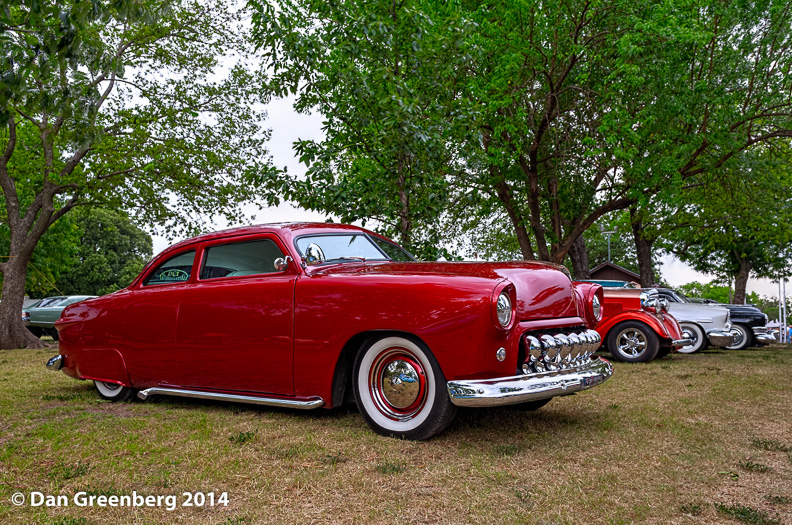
[{"left": 640, "top": 289, "right": 737, "bottom": 353}]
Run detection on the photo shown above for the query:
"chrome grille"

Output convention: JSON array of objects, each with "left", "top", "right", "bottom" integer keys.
[{"left": 521, "top": 329, "right": 601, "bottom": 375}]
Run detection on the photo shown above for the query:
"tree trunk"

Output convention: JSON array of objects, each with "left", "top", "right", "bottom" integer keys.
[
  {"left": 568, "top": 235, "right": 591, "bottom": 279},
  {"left": 0, "top": 254, "right": 46, "bottom": 349},
  {"left": 630, "top": 208, "right": 656, "bottom": 287},
  {"left": 732, "top": 254, "right": 751, "bottom": 304}
]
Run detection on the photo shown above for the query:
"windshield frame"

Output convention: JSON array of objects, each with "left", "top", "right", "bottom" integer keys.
[{"left": 293, "top": 232, "right": 415, "bottom": 265}]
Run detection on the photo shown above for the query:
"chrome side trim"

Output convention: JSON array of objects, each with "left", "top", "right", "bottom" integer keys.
[
  {"left": 671, "top": 338, "right": 693, "bottom": 347},
  {"left": 706, "top": 329, "right": 739, "bottom": 347},
  {"left": 447, "top": 357, "right": 613, "bottom": 408},
  {"left": 46, "top": 355, "right": 64, "bottom": 371},
  {"left": 136, "top": 387, "right": 324, "bottom": 410}
]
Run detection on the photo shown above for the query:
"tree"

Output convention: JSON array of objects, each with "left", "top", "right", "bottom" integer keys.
[
  {"left": 56, "top": 208, "right": 152, "bottom": 296},
  {"left": 661, "top": 151, "right": 792, "bottom": 304},
  {"left": 0, "top": 0, "right": 275, "bottom": 349},
  {"left": 250, "top": 0, "right": 469, "bottom": 258}
]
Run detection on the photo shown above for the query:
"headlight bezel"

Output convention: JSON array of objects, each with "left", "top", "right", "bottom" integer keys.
[
  {"left": 496, "top": 291, "right": 512, "bottom": 328},
  {"left": 591, "top": 293, "right": 602, "bottom": 322},
  {"left": 491, "top": 284, "right": 516, "bottom": 330}
]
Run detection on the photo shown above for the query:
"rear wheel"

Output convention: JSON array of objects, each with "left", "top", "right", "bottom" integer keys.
[
  {"left": 94, "top": 381, "right": 135, "bottom": 402},
  {"left": 47, "top": 328, "right": 59, "bottom": 341},
  {"left": 353, "top": 335, "right": 457, "bottom": 440},
  {"left": 26, "top": 327, "right": 44, "bottom": 338},
  {"left": 607, "top": 321, "right": 659, "bottom": 363},
  {"left": 677, "top": 323, "right": 706, "bottom": 354}
]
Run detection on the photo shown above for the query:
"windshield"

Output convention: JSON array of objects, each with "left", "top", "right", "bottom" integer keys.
[
  {"left": 669, "top": 290, "right": 690, "bottom": 303},
  {"left": 295, "top": 234, "right": 411, "bottom": 263}
]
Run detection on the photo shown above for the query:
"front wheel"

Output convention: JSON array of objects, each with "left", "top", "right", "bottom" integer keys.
[
  {"left": 606, "top": 321, "right": 660, "bottom": 363},
  {"left": 353, "top": 335, "right": 457, "bottom": 440},
  {"left": 677, "top": 323, "right": 706, "bottom": 354},
  {"left": 725, "top": 324, "right": 752, "bottom": 350},
  {"left": 94, "top": 381, "right": 135, "bottom": 402}
]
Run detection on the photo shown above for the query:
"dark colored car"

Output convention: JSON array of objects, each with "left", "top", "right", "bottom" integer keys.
[
  {"left": 653, "top": 288, "right": 775, "bottom": 349},
  {"left": 46, "top": 222, "right": 613, "bottom": 440}
]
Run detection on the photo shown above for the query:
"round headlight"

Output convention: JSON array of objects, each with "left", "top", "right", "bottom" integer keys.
[
  {"left": 496, "top": 292, "right": 512, "bottom": 327},
  {"left": 592, "top": 294, "right": 602, "bottom": 321}
]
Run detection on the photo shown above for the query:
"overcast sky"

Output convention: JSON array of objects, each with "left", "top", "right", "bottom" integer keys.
[{"left": 151, "top": 97, "right": 787, "bottom": 303}]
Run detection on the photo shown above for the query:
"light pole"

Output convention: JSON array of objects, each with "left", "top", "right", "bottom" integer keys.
[{"left": 603, "top": 231, "right": 615, "bottom": 262}]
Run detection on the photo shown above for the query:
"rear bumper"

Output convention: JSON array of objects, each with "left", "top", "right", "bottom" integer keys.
[
  {"left": 46, "top": 355, "right": 64, "bottom": 371},
  {"left": 707, "top": 330, "right": 738, "bottom": 347},
  {"left": 447, "top": 357, "right": 613, "bottom": 408}
]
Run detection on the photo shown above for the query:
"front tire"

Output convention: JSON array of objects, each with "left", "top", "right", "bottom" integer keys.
[
  {"left": 606, "top": 321, "right": 660, "bottom": 363},
  {"left": 677, "top": 323, "right": 706, "bottom": 354},
  {"left": 353, "top": 335, "right": 457, "bottom": 440},
  {"left": 725, "top": 324, "right": 752, "bottom": 350},
  {"left": 94, "top": 381, "right": 135, "bottom": 402}
]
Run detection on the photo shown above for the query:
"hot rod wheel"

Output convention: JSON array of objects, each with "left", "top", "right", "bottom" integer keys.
[
  {"left": 606, "top": 321, "right": 660, "bottom": 363},
  {"left": 353, "top": 335, "right": 457, "bottom": 440}
]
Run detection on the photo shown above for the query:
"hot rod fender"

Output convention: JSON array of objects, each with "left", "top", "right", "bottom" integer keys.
[
  {"left": 572, "top": 282, "right": 604, "bottom": 327},
  {"left": 596, "top": 310, "right": 678, "bottom": 344},
  {"left": 61, "top": 348, "right": 131, "bottom": 387}
]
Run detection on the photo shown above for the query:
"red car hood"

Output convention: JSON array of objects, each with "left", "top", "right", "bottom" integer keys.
[{"left": 308, "top": 261, "right": 579, "bottom": 320}]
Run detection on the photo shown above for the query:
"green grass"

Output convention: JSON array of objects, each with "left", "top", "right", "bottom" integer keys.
[{"left": 1, "top": 345, "right": 791, "bottom": 523}]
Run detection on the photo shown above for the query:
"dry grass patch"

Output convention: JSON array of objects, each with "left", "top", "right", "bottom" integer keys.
[{"left": 0, "top": 345, "right": 791, "bottom": 524}]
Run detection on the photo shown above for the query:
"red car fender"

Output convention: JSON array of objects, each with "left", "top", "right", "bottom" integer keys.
[{"left": 596, "top": 310, "right": 673, "bottom": 343}]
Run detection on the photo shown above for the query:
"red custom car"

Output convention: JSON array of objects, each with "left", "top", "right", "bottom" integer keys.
[
  {"left": 47, "top": 223, "right": 613, "bottom": 440},
  {"left": 594, "top": 287, "right": 691, "bottom": 362}
]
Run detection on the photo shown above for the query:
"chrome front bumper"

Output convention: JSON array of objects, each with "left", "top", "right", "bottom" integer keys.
[
  {"left": 447, "top": 357, "right": 613, "bottom": 408},
  {"left": 753, "top": 333, "right": 776, "bottom": 343},
  {"left": 672, "top": 338, "right": 693, "bottom": 347},
  {"left": 707, "top": 330, "right": 738, "bottom": 347}
]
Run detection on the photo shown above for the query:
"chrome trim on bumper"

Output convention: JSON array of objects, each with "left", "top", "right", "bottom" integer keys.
[
  {"left": 136, "top": 387, "right": 324, "bottom": 410},
  {"left": 754, "top": 333, "right": 776, "bottom": 343},
  {"left": 672, "top": 338, "right": 693, "bottom": 347},
  {"left": 46, "top": 355, "right": 63, "bottom": 371},
  {"left": 447, "top": 357, "right": 613, "bottom": 408},
  {"left": 707, "top": 329, "right": 738, "bottom": 347}
]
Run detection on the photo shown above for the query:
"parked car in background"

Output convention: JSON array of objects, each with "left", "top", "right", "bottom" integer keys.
[
  {"left": 23, "top": 296, "right": 97, "bottom": 340},
  {"left": 46, "top": 223, "right": 614, "bottom": 440},
  {"left": 594, "top": 287, "right": 690, "bottom": 362},
  {"left": 643, "top": 289, "right": 736, "bottom": 353},
  {"left": 654, "top": 288, "right": 775, "bottom": 350}
]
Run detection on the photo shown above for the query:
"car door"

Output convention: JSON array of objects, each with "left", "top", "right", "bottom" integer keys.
[
  {"left": 173, "top": 235, "right": 296, "bottom": 395},
  {"left": 111, "top": 249, "right": 196, "bottom": 387}
]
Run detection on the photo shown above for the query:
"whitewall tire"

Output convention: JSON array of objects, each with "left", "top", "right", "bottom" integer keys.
[{"left": 353, "top": 335, "right": 457, "bottom": 440}]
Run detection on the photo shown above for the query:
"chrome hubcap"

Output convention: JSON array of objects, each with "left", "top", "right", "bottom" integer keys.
[
  {"left": 616, "top": 329, "right": 647, "bottom": 357},
  {"left": 370, "top": 349, "right": 427, "bottom": 421},
  {"left": 381, "top": 359, "right": 421, "bottom": 409},
  {"left": 102, "top": 382, "right": 121, "bottom": 391}
]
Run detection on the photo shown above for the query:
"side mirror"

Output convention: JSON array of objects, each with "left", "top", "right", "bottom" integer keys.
[
  {"left": 304, "top": 243, "right": 325, "bottom": 266},
  {"left": 273, "top": 256, "right": 292, "bottom": 272}
]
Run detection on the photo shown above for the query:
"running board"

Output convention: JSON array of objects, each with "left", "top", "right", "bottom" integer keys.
[{"left": 137, "top": 387, "right": 324, "bottom": 410}]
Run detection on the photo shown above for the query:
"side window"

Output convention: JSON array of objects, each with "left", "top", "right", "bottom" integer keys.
[
  {"left": 200, "top": 239, "right": 285, "bottom": 280},
  {"left": 143, "top": 250, "right": 196, "bottom": 286}
]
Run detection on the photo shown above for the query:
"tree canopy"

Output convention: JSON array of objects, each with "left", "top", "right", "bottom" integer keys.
[{"left": 0, "top": 0, "right": 276, "bottom": 348}]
